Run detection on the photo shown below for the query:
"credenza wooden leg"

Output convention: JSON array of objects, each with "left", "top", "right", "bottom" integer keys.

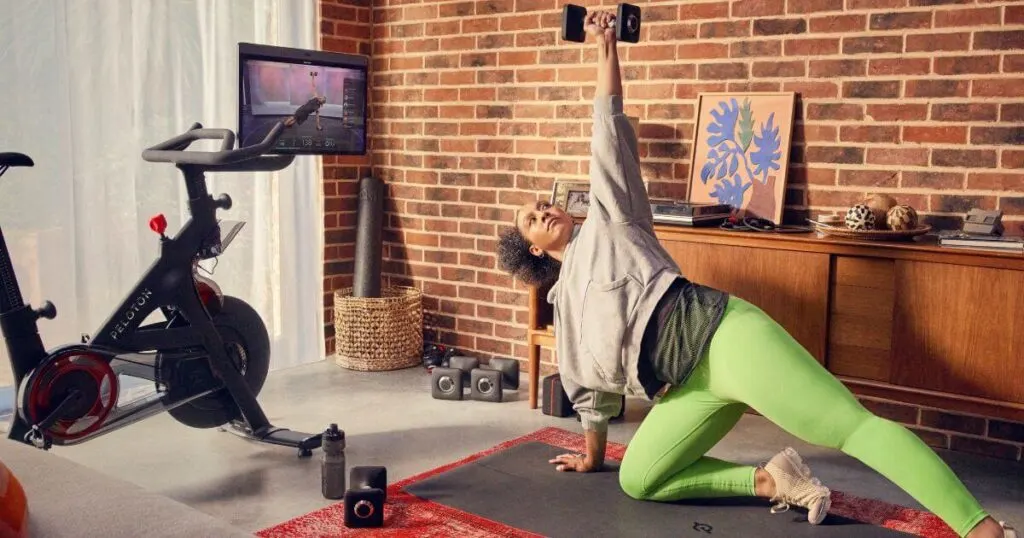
[{"left": 528, "top": 343, "right": 540, "bottom": 409}]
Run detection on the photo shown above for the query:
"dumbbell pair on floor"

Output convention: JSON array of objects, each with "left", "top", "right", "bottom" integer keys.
[{"left": 431, "top": 356, "right": 520, "bottom": 402}]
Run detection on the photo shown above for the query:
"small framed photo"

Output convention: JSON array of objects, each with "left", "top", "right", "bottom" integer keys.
[{"left": 551, "top": 180, "right": 591, "bottom": 218}]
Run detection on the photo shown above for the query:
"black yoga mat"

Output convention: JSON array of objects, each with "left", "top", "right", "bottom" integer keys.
[
  {"left": 403, "top": 441, "right": 910, "bottom": 538},
  {"left": 353, "top": 175, "right": 384, "bottom": 297}
]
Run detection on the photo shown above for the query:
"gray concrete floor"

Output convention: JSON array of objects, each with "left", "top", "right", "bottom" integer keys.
[{"left": 7, "top": 360, "right": 1024, "bottom": 534}]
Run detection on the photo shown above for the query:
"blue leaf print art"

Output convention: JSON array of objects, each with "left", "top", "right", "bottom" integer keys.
[
  {"left": 751, "top": 112, "right": 782, "bottom": 183},
  {"left": 709, "top": 175, "right": 751, "bottom": 207},
  {"left": 696, "top": 96, "right": 787, "bottom": 213}
]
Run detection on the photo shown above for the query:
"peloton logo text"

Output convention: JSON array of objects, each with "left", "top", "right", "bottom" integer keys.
[{"left": 109, "top": 289, "right": 154, "bottom": 340}]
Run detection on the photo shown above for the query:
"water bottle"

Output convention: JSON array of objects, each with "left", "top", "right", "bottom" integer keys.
[{"left": 321, "top": 423, "right": 346, "bottom": 499}]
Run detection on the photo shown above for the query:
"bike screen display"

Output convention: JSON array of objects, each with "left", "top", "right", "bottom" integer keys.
[{"left": 239, "top": 58, "right": 367, "bottom": 155}]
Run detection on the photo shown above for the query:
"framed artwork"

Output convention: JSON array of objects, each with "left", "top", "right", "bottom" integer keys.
[
  {"left": 551, "top": 180, "right": 591, "bottom": 218},
  {"left": 687, "top": 92, "right": 796, "bottom": 224}
]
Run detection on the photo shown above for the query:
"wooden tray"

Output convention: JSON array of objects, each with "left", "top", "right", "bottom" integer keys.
[{"left": 808, "top": 220, "right": 932, "bottom": 241}]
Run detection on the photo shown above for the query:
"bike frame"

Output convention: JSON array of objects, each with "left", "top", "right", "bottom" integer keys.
[
  {"left": 3, "top": 120, "right": 323, "bottom": 457},
  {"left": 1, "top": 164, "right": 268, "bottom": 447}
]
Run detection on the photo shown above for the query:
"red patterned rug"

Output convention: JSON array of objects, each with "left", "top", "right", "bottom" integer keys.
[{"left": 256, "top": 426, "right": 957, "bottom": 538}]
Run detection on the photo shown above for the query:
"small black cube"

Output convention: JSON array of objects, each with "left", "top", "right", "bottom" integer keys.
[{"left": 343, "top": 487, "right": 384, "bottom": 528}]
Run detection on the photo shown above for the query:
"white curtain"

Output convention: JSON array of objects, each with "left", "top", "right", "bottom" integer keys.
[{"left": 0, "top": 0, "right": 325, "bottom": 400}]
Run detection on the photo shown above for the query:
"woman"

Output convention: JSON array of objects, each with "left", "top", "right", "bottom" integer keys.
[{"left": 495, "top": 10, "right": 1015, "bottom": 538}]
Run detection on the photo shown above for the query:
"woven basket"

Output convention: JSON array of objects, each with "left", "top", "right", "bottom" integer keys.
[{"left": 333, "top": 286, "right": 423, "bottom": 371}]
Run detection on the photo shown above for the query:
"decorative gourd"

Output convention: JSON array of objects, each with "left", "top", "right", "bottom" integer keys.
[
  {"left": 845, "top": 204, "right": 876, "bottom": 230},
  {"left": 863, "top": 193, "right": 898, "bottom": 230},
  {"left": 886, "top": 205, "right": 918, "bottom": 231}
]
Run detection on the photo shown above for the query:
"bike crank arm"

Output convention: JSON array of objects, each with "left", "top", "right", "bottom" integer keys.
[{"left": 24, "top": 389, "right": 83, "bottom": 449}]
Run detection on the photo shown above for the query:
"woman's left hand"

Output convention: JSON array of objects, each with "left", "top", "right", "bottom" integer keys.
[{"left": 549, "top": 453, "right": 600, "bottom": 473}]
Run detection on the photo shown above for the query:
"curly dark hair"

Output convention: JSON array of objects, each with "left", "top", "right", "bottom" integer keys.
[{"left": 496, "top": 226, "right": 561, "bottom": 288}]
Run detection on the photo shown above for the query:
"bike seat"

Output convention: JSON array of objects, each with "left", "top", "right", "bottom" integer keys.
[{"left": 0, "top": 153, "right": 33, "bottom": 167}]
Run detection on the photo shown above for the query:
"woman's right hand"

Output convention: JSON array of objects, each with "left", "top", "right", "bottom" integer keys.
[{"left": 584, "top": 10, "right": 617, "bottom": 44}]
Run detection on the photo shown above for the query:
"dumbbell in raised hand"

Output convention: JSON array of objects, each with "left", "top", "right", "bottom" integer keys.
[
  {"left": 344, "top": 466, "right": 387, "bottom": 529},
  {"left": 562, "top": 3, "right": 642, "bottom": 44}
]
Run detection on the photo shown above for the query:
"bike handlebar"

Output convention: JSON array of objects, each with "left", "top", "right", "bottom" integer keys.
[{"left": 142, "top": 121, "right": 287, "bottom": 167}]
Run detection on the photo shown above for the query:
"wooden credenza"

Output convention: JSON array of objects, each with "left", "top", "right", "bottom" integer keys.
[{"left": 526, "top": 225, "right": 1024, "bottom": 424}]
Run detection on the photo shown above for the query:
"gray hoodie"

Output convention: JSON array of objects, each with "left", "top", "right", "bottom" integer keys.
[{"left": 546, "top": 95, "right": 727, "bottom": 433}]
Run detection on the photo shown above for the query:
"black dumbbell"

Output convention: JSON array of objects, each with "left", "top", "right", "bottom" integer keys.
[
  {"left": 487, "top": 357, "right": 520, "bottom": 390},
  {"left": 562, "top": 3, "right": 642, "bottom": 44},
  {"left": 470, "top": 368, "right": 503, "bottom": 402},
  {"left": 431, "top": 367, "right": 464, "bottom": 400},
  {"left": 448, "top": 356, "right": 479, "bottom": 387},
  {"left": 344, "top": 466, "right": 387, "bottom": 529}
]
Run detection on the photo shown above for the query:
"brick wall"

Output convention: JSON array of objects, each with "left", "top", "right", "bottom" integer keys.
[{"left": 319, "top": 0, "right": 1024, "bottom": 460}]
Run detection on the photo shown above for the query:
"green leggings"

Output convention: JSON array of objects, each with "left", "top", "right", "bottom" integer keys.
[{"left": 619, "top": 297, "right": 988, "bottom": 537}]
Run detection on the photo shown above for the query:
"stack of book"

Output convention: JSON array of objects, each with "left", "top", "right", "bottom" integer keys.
[
  {"left": 650, "top": 200, "right": 732, "bottom": 226},
  {"left": 938, "top": 232, "right": 1024, "bottom": 252}
]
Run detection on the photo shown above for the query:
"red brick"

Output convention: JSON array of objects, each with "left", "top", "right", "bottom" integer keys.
[
  {"left": 975, "top": 31, "right": 1024, "bottom": 51},
  {"left": 806, "top": 146, "right": 864, "bottom": 164},
  {"left": 904, "top": 171, "right": 964, "bottom": 190},
  {"left": 869, "top": 11, "right": 931, "bottom": 30},
  {"left": 967, "top": 173, "right": 1024, "bottom": 191},
  {"left": 906, "top": 32, "right": 969, "bottom": 52},
  {"left": 784, "top": 37, "right": 839, "bottom": 55},
  {"left": 753, "top": 61, "right": 805, "bottom": 78},
  {"left": 838, "top": 170, "right": 900, "bottom": 188},
  {"left": 1007, "top": 55, "right": 1024, "bottom": 73},
  {"left": 973, "top": 79, "right": 1024, "bottom": 97},
  {"left": 698, "top": 63, "right": 749, "bottom": 80},
  {"left": 807, "top": 103, "right": 864, "bottom": 121},
  {"left": 932, "top": 149, "right": 999, "bottom": 168},
  {"left": 809, "top": 14, "right": 865, "bottom": 33},
  {"left": 844, "top": 80, "right": 900, "bottom": 99},
  {"left": 679, "top": 1, "right": 730, "bottom": 19},
  {"left": 1004, "top": 151, "right": 1024, "bottom": 169},
  {"left": 910, "top": 427, "right": 951, "bottom": 450},
  {"left": 789, "top": 0, "right": 843, "bottom": 13},
  {"left": 700, "top": 20, "right": 752, "bottom": 38},
  {"left": 869, "top": 58, "right": 930, "bottom": 76},
  {"left": 949, "top": 436, "right": 1021, "bottom": 461},
  {"left": 931, "top": 103, "right": 999, "bottom": 122},
  {"left": 628, "top": 45, "right": 677, "bottom": 62},
  {"left": 1003, "top": 104, "right": 1024, "bottom": 123},
  {"left": 905, "top": 79, "right": 969, "bottom": 98},
  {"left": 649, "top": 24, "right": 699, "bottom": 41},
  {"left": 934, "top": 55, "right": 1000, "bottom": 75},
  {"left": 809, "top": 59, "right": 865, "bottom": 78},
  {"left": 783, "top": 81, "right": 838, "bottom": 98},
  {"left": 732, "top": 0, "right": 785, "bottom": 17},
  {"left": 731, "top": 40, "right": 782, "bottom": 58},
  {"left": 904, "top": 126, "right": 967, "bottom": 144},
  {"left": 971, "top": 127, "right": 1024, "bottom": 146},
  {"left": 754, "top": 18, "right": 807, "bottom": 35},
  {"left": 935, "top": 7, "right": 1001, "bottom": 27},
  {"left": 840, "top": 125, "right": 900, "bottom": 144},
  {"left": 866, "top": 148, "right": 929, "bottom": 166}
]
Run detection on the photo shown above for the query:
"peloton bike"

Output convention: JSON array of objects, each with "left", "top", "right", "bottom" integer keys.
[{"left": 0, "top": 114, "right": 326, "bottom": 457}]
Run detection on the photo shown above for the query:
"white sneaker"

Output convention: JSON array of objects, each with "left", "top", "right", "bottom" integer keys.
[
  {"left": 762, "top": 447, "right": 832, "bottom": 525},
  {"left": 1002, "top": 521, "right": 1018, "bottom": 538}
]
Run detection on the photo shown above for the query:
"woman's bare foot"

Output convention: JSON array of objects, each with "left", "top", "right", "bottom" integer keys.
[{"left": 966, "top": 517, "right": 1016, "bottom": 538}]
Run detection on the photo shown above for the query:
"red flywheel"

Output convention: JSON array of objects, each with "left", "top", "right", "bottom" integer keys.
[{"left": 21, "top": 352, "right": 118, "bottom": 442}]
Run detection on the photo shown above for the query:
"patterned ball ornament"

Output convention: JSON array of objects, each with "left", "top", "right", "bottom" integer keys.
[
  {"left": 845, "top": 204, "right": 876, "bottom": 230},
  {"left": 886, "top": 204, "right": 918, "bottom": 231}
]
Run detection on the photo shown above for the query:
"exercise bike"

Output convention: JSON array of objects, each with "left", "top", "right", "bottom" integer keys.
[{"left": 1, "top": 116, "right": 325, "bottom": 457}]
